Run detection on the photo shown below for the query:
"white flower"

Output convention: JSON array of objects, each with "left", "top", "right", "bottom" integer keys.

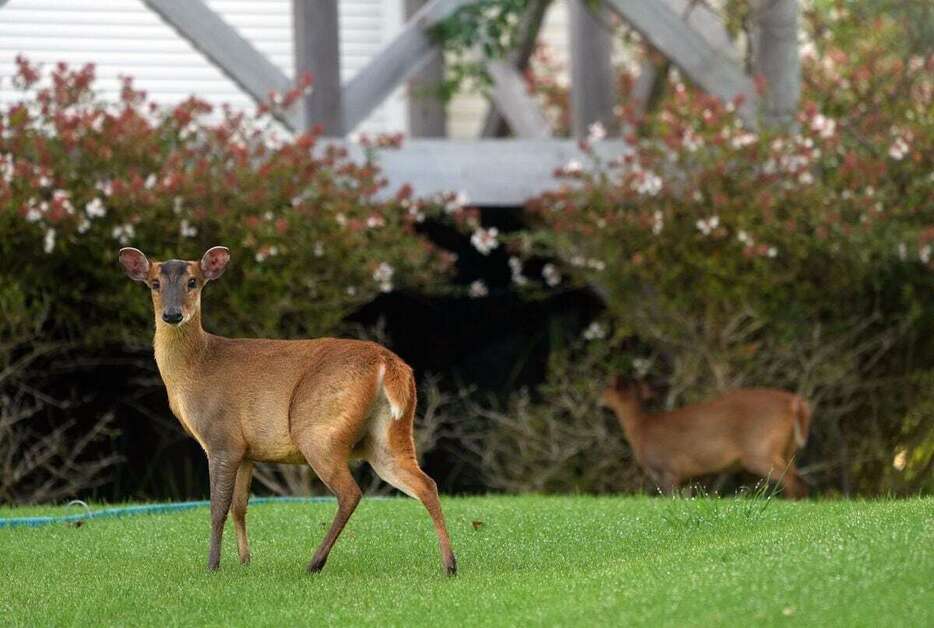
[
  {"left": 767, "top": 246, "right": 778, "bottom": 258},
  {"left": 25, "top": 198, "right": 43, "bottom": 223},
  {"left": 508, "top": 256, "right": 528, "bottom": 286},
  {"left": 144, "top": 174, "right": 157, "bottom": 190},
  {"left": 542, "top": 263, "right": 561, "bottom": 287},
  {"left": 112, "top": 223, "right": 135, "bottom": 245},
  {"left": 180, "top": 219, "right": 198, "bottom": 238},
  {"left": 85, "top": 197, "right": 106, "bottom": 218},
  {"left": 799, "top": 171, "right": 814, "bottom": 185},
  {"left": 897, "top": 242, "right": 907, "bottom": 260},
  {"left": 173, "top": 196, "right": 184, "bottom": 214},
  {"left": 95, "top": 180, "right": 113, "bottom": 196},
  {"left": 373, "top": 262, "right": 394, "bottom": 293},
  {"left": 470, "top": 227, "right": 500, "bottom": 255},
  {"left": 38, "top": 175, "right": 52, "bottom": 188},
  {"left": 633, "top": 170, "right": 662, "bottom": 196},
  {"left": 564, "top": 159, "right": 582, "bottom": 175},
  {"left": 313, "top": 241, "right": 325, "bottom": 258},
  {"left": 366, "top": 214, "right": 385, "bottom": 229},
  {"left": 682, "top": 129, "right": 702, "bottom": 152},
  {"left": 888, "top": 137, "right": 909, "bottom": 160},
  {"left": 468, "top": 280, "right": 488, "bottom": 298},
  {"left": 582, "top": 321, "right": 606, "bottom": 341},
  {"left": 587, "top": 258, "right": 606, "bottom": 272},
  {"left": 77, "top": 217, "right": 90, "bottom": 234},
  {"left": 652, "top": 210, "right": 664, "bottom": 235},
  {"left": 348, "top": 132, "right": 361, "bottom": 144},
  {"left": 445, "top": 191, "right": 469, "bottom": 214},
  {"left": 737, "top": 229, "right": 752, "bottom": 245},
  {"left": 632, "top": 357, "right": 652, "bottom": 376},
  {"left": 730, "top": 132, "right": 758, "bottom": 149},
  {"left": 810, "top": 114, "right": 836, "bottom": 139},
  {"left": 43, "top": 228, "right": 56, "bottom": 254},
  {"left": 920, "top": 245, "right": 932, "bottom": 264},
  {"left": 696, "top": 215, "right": 720, "bottom": 236},
  {"left": 408, "top": 205, "right": 426, "bottom": 223},
  {"left": 587, "top": 121, "right": 606, "bottom": 143}
]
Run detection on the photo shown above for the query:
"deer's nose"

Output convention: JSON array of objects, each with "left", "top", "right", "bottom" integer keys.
[{"left": 162, "top": 310, "right": 183, "bottom": 324}]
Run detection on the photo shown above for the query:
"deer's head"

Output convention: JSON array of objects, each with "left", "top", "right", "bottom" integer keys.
[
  {"left": 600, "top": 375, "right": 653, "bottom": 416},
  {"left": 119, "top": 246, "right": 229, "bottom": 327}
]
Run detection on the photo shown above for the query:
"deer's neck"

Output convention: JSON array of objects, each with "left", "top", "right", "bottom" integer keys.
[
  {"left": 153, "top": 311, "right": 208, "bottom": 390},
  {"left": 611, "top": 401, "right": 646, "bottom": 451}
]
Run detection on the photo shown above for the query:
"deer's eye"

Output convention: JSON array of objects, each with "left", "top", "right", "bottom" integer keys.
[
  {"left": 187, "top": 278, "right": 197, "bottom": 290},
  {"left": 151, "top": 280, "right": 160, "bottom": 290}
]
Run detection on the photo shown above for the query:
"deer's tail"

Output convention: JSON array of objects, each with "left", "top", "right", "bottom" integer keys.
[
  {"left": 791, "top": 396, "right": 812, "bottom": 448},
  {"left": 381, "top": 354, "right": 416, "bottom": 423}
]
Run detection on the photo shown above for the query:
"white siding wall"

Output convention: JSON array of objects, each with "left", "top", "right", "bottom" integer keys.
[{"left": 0, "top": 0, "right": 406, "bottom": 133}]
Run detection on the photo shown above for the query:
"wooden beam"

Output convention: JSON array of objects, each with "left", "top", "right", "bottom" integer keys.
[
  {"left": 569, "top": 0, "right": 618, "bottom": 138},
  {"left": 293, "top": 0, "right": 343, "bottom": 135},
  {"left": 481, "top": 0, "right": 550, "bottom": 137},
  {"left": 486, "top": 61, "right": 551, "bottom": 138},
  {"left": 631, "top": 0, "right": 739, "bottom": 118},
  {"left": 343, "top": 0, "right": 474, "bottom": 133},
  {"left": 605, "top": 0, "right": 758, "bottom": 127},
  {"left": 751, "top": 0, "right": 800, "bottom": 129},
  {"left": 338, "top": 138, "right": 633, "bottom": 206},
  {"left": 142, "top": 0, "right": 302, "bottom": 131},
  {"left": 405, "top": 0, "right": 447, "bottom": 137}
]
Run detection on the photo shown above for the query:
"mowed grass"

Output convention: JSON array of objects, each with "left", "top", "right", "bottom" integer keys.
[{"left": 1, "top": 496, "right": 931, "bottom": 627}]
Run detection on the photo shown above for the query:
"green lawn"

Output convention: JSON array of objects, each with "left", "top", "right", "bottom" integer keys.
[{"left": 1, "top": 496, "right": 931, "bottom": 627}]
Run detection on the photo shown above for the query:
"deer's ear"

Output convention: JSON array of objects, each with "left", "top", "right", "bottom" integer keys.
[
  {"left": 200, "top": 246, "right": 230, "bottom": 281},
  {"left": 119, "top": 247, "right": 150, "bottom": 282}
]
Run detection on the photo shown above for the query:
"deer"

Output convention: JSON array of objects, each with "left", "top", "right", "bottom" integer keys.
[
  {"left": 600, "top": 376, "right": 811, "bottom": 498},
  {"left": 118, "top": 246, "right": 456, "bottom": 575}
]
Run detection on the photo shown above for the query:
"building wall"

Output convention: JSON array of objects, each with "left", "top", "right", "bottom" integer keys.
[
  {"left": 0, "top": 0, "right": 406, "bottom": 132},
  {"left": 0, "top": 0, "right": 582, "bottom": 138}
]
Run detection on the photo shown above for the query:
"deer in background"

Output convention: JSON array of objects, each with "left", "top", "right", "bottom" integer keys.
[
  {"left": 119, "top": 246, "right": 456, "bottom": 575},
  {"left": 600, "top": 376, "right": 811, "bottom": 498}
]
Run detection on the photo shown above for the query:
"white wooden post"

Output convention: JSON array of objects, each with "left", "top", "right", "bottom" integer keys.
[
  {"left": 405, "top": 0, "right": 447, "bottom": 137},
  {"left": 751, "top": 0, "right": 800, "bottom": 129},
  {"left": 569, "top": 0, "right": 618, "bottom": 138},
  {"left": 293, "top": 0, "right": 343, "bottom": 135}
]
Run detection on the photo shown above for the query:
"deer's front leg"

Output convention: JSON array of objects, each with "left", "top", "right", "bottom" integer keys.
[{"left": 207, "top": 454, "right": 241, "bottom": 571}]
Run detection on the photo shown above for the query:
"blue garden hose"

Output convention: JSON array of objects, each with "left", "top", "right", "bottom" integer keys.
[{"left": 0, "top": 496, "right": 339, "bottom": 529}]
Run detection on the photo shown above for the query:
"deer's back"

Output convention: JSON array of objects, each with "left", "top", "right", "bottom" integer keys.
[
  {"left": 177, "top": 336, "right": 396, "bottom": 463},
  {"left": 640, "top": 388, "right": 798, "bottom": 475}
]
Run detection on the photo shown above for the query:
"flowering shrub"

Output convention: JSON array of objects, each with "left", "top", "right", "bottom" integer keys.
[
  {"left": 497, "top": 5, "right": 934, "bottom": 494},
  {"left": 0, "top": 58, "right": 456, "bottom": 346}
]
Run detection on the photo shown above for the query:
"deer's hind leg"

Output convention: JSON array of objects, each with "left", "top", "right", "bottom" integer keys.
[
  {"left": 366, "top": 410, "right": 457, "bottom": 576},
  {"left": 289, "top": 387, "right": 371, "bottom": 574}
]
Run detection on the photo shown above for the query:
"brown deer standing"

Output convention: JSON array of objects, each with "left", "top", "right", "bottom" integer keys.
[
  {"left": 600, "top": 377, "right": 811, "bottom": 498},
  {"left": 119, "top": 246, "right": 456, "bottom": 575}
]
